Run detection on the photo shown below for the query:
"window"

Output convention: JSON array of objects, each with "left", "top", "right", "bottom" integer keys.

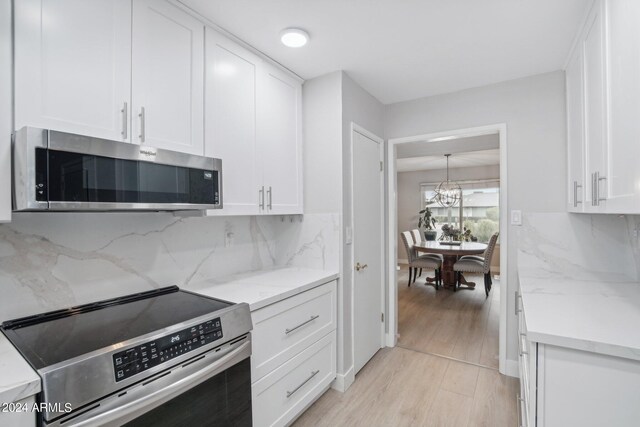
[{"left": 420, "top": 180, "right": 499, "bottom": 243}]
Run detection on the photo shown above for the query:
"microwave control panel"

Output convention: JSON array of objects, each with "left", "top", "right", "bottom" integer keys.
[{"left": 113, "top": 317, "right": 222, "bottom": 382}]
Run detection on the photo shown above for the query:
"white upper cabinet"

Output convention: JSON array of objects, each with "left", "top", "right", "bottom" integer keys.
[
  {"left": 566, "top": 47, "right": 584, "bottom": 212},
  {"left": 257, "top": 65, "right": 303, "bottom": 214},
  {"left": 582, "top": 2, "right": 607, "bottom": 212},
  {"left": 205, "top": 29, "right": 260, "bottom": 215},
  {"left": 132, "top": 0, "right": 204, "bottom": 155},
  {"left": 565, "top": 0, "right": 640, "bottom": 214},
  {"left": 604, "top": 0, "right": 640, "bottom": 213},
  {"left": 14, "top": 0, "right": 132, "bottom": 141}
]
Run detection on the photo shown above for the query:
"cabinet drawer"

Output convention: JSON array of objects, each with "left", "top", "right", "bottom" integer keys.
[
  {"left": 252, "top": 332, "right": 336, "bottom": 427},
  {"left": 251, "top": 281, "right": 336, "bottom": 381}
]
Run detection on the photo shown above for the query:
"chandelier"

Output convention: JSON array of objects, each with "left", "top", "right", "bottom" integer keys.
[{"left": 435, "top": 154, "right": 461, "bottom": 208}]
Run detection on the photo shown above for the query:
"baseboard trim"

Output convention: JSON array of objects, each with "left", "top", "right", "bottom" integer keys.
[
  {"left": 504, "top": 358, "right": 519, "bottom": 378},
  {"left": 331, "top": 365, "right": 355, "bottom": 392}
]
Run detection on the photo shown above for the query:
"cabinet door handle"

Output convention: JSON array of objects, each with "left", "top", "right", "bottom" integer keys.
[
  {"left": 573, "top": 181, "right": 582, "bottom": 207},
  {"left": 591, "top": 173, "right": 596, "bottom": 206},
  {"left": 286, "top": 370, "right": 320, "bottom": 398},
  {"left": 597, "top": 172, "right": 607, "bottom": 203},
  {"left": 267, "top": 186, "right": 272, "bottom": 210},
  {"left": 259, "top": 186, "right": 265, "bottom": 210},
  {"left": 285, "top": 315, "right": 320, "bottom": 335},
  {"left": 139, "top": 106, "right": 146, "bottom": 143},
  {"left": 121, "top": 102, "right": 128, "bottom": 140}
]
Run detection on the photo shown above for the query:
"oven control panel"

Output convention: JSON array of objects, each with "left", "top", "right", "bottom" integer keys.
[{"left": 113, "top": 317, "right": 223, "bottom": 382}]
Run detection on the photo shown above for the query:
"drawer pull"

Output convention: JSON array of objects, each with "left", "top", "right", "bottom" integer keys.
[
  {"left": 286, "top": 370, "right": 320, "bottom": 398},
  {"left": 285, "top": 315, "right": 320, "bottom": 335}
]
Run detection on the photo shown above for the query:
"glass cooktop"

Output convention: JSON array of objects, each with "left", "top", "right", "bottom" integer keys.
[{"left": 1, "top": 287, "right": 232, "bottom": 369}]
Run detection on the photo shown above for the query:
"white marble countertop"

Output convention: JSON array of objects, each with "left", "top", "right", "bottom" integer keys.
[
  {"left": 0, "top": 333, "right": 40, "bottom": 404},
  {"left": 518, "top": 253, "right": 640, "bottom": 362},
  {"left": 184, "top": 267, "right": 339, "bottom": 311}
]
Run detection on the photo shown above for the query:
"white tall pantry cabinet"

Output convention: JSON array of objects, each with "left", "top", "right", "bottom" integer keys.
[{"left": 566, "top": 0, "right": 640, "bottom": 214}]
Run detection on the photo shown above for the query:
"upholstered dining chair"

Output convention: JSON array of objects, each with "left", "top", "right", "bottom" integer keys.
[
  {"left": 452, "top": 232, "right": 499, "bottom": 296},
  {"left": 401, "top": 231, "right": 442, "bottom": 288},
  {"left": 409, "top": 229, "right": 443, "bottom": 279}
]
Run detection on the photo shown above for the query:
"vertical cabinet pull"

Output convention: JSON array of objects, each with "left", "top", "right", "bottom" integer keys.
[
  {"left": 259, "top": 186, "right": 265, "bottom": 210},
  {"left": 121, "top": 102, "right": 128, "bottom": 140},
  {"left": 139, "top": 107, "right": 146, "bottom": 143},
  {"left": 597, "top": 172, "right": 607, "bottom": 203},
  {"left": 573, "top": 181, "right": 582, "bottom": 207},
  {"left": 267, "top": 186, "right": 272, "bottom": 210},
  {"left": 591, "top": 173, "right": 597, "bottom": 206}
]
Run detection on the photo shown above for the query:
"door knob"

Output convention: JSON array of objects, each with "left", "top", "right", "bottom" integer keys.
[{"left": 355, "top": 262, "right": 368, "bottom": 271}]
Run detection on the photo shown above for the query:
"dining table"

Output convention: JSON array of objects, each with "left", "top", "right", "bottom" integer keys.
[{"left": 413, "top": 240, "right": 488, "bottom": 289}]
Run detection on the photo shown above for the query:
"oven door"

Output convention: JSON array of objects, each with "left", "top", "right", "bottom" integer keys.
[{"left": 48, "top": 337, "right": 251, "bottom": 427}]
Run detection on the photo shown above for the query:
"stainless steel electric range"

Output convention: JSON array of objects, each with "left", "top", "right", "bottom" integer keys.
[{"left": 1, "top": 286, "right": 252, "bottom": 426}]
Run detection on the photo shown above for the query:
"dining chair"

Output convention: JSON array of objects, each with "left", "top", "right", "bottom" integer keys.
[
  {"left": 410, "top": 229, "right": 444, "bottom": 280},
  {"left": 452, "top": 232, "right": 499, "bottom": 296},
  {"left": 401, "top": 231, "right": 442, "bottom": 288}
]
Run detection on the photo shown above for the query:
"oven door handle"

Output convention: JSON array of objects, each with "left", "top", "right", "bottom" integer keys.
[{"left": 59, "top": 339, "right": 251, "bottom": 427}]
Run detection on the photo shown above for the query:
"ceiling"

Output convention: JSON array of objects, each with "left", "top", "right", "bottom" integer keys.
[
  {"left": 397, "top": 133, "right": 499, "bottom": 159},
  {"left": 181, "top": 0, "right": 591, "bottom": 104},
  {"left": 397, "top": 149, "right": 500, "bottom": 173}
]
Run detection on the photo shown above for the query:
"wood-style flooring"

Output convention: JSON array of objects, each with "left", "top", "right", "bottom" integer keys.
[
  {"left": 398, "top": 267, "right": 500, "bottom": 369},
  {"left": 293, "top": 267, "right": 516, "bottom": 427}
]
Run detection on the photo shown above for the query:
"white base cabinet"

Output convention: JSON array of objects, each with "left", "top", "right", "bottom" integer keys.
[
  {"left": 517, "top": 290, "right": 640, "bottom": 427},
  {"left": 250, "top": 280, "right": 337, "bottom": 427},
  {"left": 0, "top": 396, "right": 37, "bottom": 427}
]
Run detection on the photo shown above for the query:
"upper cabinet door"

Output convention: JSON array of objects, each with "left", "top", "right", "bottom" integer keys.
[
  {"left": 582, "top": 2, "right": 608, "bottom": 212},
  {"left": 258, "top": 65, "right": 303, "bottom": 214},
  {"left": 132, "top": 0, "right": 204, "bottom": 155},
  {"left": 604, "top": 0, "right": 640, "bottom": 213},
  {"left": 205, "top": 29, "right": 260, "bottom": 215},
  {"left": 14, "top": 0, "right": 132, "bottom": 141},
  {"left": 566, "top": 47, "right": 585, "bottom": 212}
]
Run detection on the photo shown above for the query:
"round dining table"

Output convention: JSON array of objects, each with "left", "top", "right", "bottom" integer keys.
[{"left": 413, "top": 240, "right": 487, "bottom": 289}]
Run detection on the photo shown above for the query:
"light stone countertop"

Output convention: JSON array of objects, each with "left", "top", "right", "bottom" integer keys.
[
  {"left": 518, "top": 253, "right": 640, "bottom": 361},
  {"left": 0, "top": 332, "right": 40, "bottom": 404},
  {"left": 183, "top": 267, "right": 339, "bottom": 311}
]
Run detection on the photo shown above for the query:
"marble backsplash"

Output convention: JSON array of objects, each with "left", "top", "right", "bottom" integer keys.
[
  {"left": 518, "top": 212, "right": 640, "bottom": 282},
  {"left": 0, "top": 212, "right": 340, "bottom": 321}
]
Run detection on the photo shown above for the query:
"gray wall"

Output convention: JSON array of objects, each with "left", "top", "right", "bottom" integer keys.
[
  {"left": 397, "top": 165, "right": 500, "bottom": 261},
  {"left": 385, "top": 70, "right": 567, "bottom": 367}
]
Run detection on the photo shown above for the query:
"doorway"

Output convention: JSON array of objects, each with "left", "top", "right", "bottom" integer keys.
[
  {"left": 387, "top": 124, "right": 509, "bottom": 375},
  {"left": 351, "top": 124, "right": 385, "bottom": 374}
]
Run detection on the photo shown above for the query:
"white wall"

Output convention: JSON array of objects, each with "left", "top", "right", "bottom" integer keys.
[
  {"left": 385, "top": 70, "right": 567, "bottom": 367},
  {"left": 397, "top": 164, "right": 500, "bottom": 261}
]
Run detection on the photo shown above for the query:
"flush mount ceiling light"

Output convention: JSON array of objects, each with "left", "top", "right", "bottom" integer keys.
[{"left": 280, "top": 28, "right": 309, "bottom": 48}]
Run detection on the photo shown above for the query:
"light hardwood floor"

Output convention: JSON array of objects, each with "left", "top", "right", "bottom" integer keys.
[
  {"left": 293, "top": 267, "right": 517, "bottom": 427},
  {"left": 397, "top": 267, "right": 499, "bottom": 369}
]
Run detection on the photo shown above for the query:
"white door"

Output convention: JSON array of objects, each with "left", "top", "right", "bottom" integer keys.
[
  {"left": 566, "top": 46, "right": 584, "bottom": 212},
  {"left": 257, "top": 65, "right": 303, "bottom": 214},
  {"left": 205, "top": 29, "right": 260, "bottom": 215},
  {"left": 583, "top": 2, "right": 607, "bottom": 212},
  {"left": 353, "top": 129, "right": 384, "bottom": 374},
  {"left": 14, "top": 0, "right": 131, "bottom": 141},
  {"left": 132, "top": 0, "right": 204, "bottom": 155}
]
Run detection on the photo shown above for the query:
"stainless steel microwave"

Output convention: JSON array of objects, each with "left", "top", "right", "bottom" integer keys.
[{"left": 13, "top": 127, "right": 222, "bottom": 211}]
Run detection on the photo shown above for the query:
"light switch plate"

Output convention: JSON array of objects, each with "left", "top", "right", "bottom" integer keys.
[
  {"left": 345, "top": 226, "right": 353, "bottom": 245},
  {"left": 511, "top": 210, "right": 522, "bottom": 226}
]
